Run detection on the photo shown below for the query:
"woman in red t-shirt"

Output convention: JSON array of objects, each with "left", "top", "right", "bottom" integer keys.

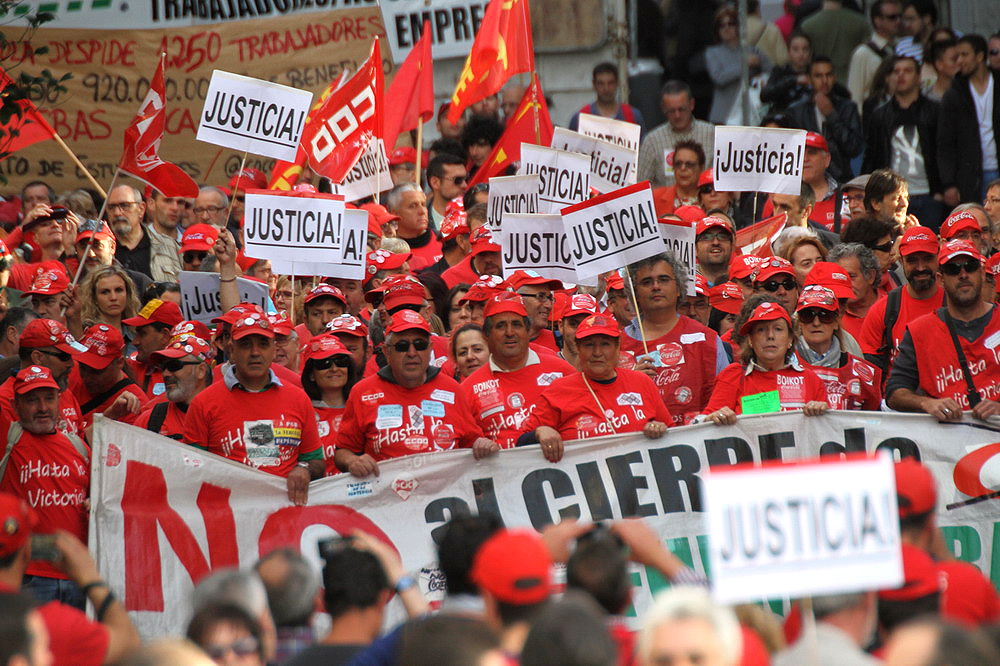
[
  {"left": 793, "top": 285, "right": 882, "bottom": 410},
  {"left": 300, "top": 334, "right": 358, "bottom": 476},
  {"left": 703, "top": 298, "right": 829, "bottom": 425}
]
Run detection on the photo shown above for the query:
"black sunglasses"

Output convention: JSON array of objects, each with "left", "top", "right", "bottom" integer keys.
[
  {"left": 870, "top": 241, "right": 894, "bottom": 253},
  {"left": 941, "top": 259, "right": 981, "bottom": 276},
  {"left": 448, "top": 175, "right": 467, "bottom": 186},
  {"left": 760, "top": 278, "right": 797, "bottom": 292},
  {"left": 183, "top": 251, "right": 208, "bottom": 264},
  {"left": 160, "top": 359, "right": 201, "bottom": 373},
  {"left": 798, "top": 308, "right": 838, "bottom": 325},
  {"left": 391, "top": 338, "right": 430, "bottom": 352},
  {"left": 313, "top": 355, "right": 351, "bottom": 370},
  {"left": 38, "top": 349, "right": 72, "bottom": 363}
]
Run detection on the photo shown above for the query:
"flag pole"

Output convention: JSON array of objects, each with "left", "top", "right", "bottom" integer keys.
[
  {"left": 623, "top": 267, "right": 649, "bottom": 356},
  {"left": 531, "top": 72, "right": 540, "bottom": 144},
  {"left": 414, "top": 124, "right": 423, "bottom": 188},
  {"left": 62, "top": 166, "right": 121, "bottom": 318},
  {"left": 52, "top": 132, "right": 106, "bottom": 198},
  {"left": 224, "top": 150, "right": 248, "bottom": 223}
]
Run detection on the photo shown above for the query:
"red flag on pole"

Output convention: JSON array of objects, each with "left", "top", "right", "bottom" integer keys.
[
  {"left": 447, "top": 0, "right": 535, "bottom": 124},
  {"left": 466, "top": 75, "right": 551, "bottom": 187},
  {"left": 301, "top": 38, "right": 384, "bottom": 184},
  {"left": 119, "top": 57, "right": 199, "bottom": 197},
  {"left": 0, "top": 66, "right": 58, "bottom": 155},
  {"left": 383, "top": 21, "right": 434, "bottom": 151},
  {"left": 735, "top": 213, "right": 788, "bottom": 257}
]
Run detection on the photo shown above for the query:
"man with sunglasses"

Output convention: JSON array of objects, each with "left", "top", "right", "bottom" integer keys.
[
  {"left": 178, "top": 224, "right": 219, "bottom": 273},
  {"left": 121, "top": 298, "right": 184, "bottom": 396},
  {"left": 427, "top": 154, "right": 468, "bottom": 229},
  {"left": 134, "top": 333, "right": 213, "bottom": 440},
  {"left": 753, "top": 257, "right": 800, "bottom": 314},
  {"left": 185, "top": 312, "right": 322, "bottom": 505},
  {"left": 888, "top": 239, "right": 1000, "bottom": 421},
  {"left": 336, "top": 310, "right": 497, "bottom": 477},
  {"left": 694, "top": 216, "right": 734, "bottom": 287},
  {"left": 847, "top": 0, "right": 902, "bottom": 108}
]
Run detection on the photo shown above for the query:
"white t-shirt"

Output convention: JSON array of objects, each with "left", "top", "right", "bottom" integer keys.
[
  {"left": 891, "top": 124, "right": 930, "bottom": 195},
  {"left": 971, "top": 76, "right": 998, "bottom": 172}
]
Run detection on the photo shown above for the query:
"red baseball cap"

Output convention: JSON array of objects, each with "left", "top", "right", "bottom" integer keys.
[
  {"left": 385, "top": 309, "right": 431, "bottom": 335},
  {"left": 693, "top": 273, "right": 708, "bottom": 297},
  {"left": 805, "top": 132, "right": 829, "bottom": 152},
  {"left": 795, "top": 285, "right": 839, "bottom": 312},
  {"left": 302, "top": 334, "right": 351, "bottom": 363},
  {"left": 180, "top": 224, "right": 220, "bottom": 253},
  {"left": 470, "top": 226, "right": 502, "bottom": 256},
  {"left": 804, "top": 261, "right": 854, "bottom": 299},
  {"left": 19, "top": 319, "right": 87, "bottom": 354},
  {"left": 267, "top": 312, "right": 295, "bottom": 336},
  {"left": 562, "top": 294, "right": 599, "bottom": 318},
  {"left": 987, "top": 253, "right": 1000, "bottom": 277},
  {"left": 507, "top": 270, "right": 563, "bottom": 292},
  {"left": 753, "top": 257, "right": 795, "bottom": 284},
  {"left": 939, "top": 210, "right": 981, "bottom": 240},
  {"left": 730, "top": 255, "right": 762, "bottom": 281},
  {"left": 388, "top": 146, "right": 417, "bottom": 166},
  {"left": 899, "top": 226, "right": 939, "bottom": 257},
  {"left": 549, "top": 292, "right": 569, "bottom": 322},
  {"left": 304, "top": 284, "right": 348, "bottom": 309},
  {"left": 673, "top": 205, "right": 706, "bottom": 224},
  {"left": 326, "top": 314, "right": 369, "bottom": 338},
  {"left": 575, "top": 313, "right": 620, "bottom": 339},
  {"left": 365, "top": 249, "right": 411, "bottom": 283},
  {"left": 606, "top": 272, "right": 625, "bottom": 291},
  {"left": 122, "top": 298, "right": 184, "bottom": 328},
  {"left": 440, "top": 209, "right": 470, "bottom": 241},
  {"left": 696, "top": 216, "right": 733, "bottom": 237},
  {"left": 879, "top": 544, "right": 939, "bottom": 602},
  {"left": 171, "top": 320, "right": 213, "bottom": 341},
  {"left": 709, "top": 282, "right": 744, "bottom": 315},
  {"left": 228, "top": 167, "right": 267, "bottom": 191},
  {"left": 77, "top": 324, "right": 126, "bottom": 370},
  {"left": 75, "top": 219, "right": 115, "bottom": 245},
  {"left": 461, "top": 275, "right": 506, "bottom": 303},
  {"left": 211, "top": 302, "right": 265, "bottom": 326},
  {"left": 360, "top": 202, "right": 401, "bottom": 229},
  {"left": 383, "top": 278, "right": 427, "bottom": 310},
  {"left": 470, "top": 529, "right": 552, "bottom": 605},
  {"left": 150, "top": 333, "right": 213, "bottom": 362},
  {"left": 13, "top": 365, "right": 59, "bottom": 395},
  {"left": 738, "top": 301, "right": 792, "bottom": 336},
  {"left": 938, "top": 239, "right": 983, "bottom": 265},
  {"left": 0, "top": 492, "right": 37, "bottom": 557},
  {"left": 697, "top": 169, "right": 714, "bottom": 188},
  {"left": 23, "top": 268, "right": 70, "bottom": 297},
  {"left": 231, "top": 311, "right": 275, "bottom": 340},
  {"left": 895, "top": 457, "right": 936, "bottom": 518},
  {"left": 483, "top": 291, "right": 528, "bottom": 318}
]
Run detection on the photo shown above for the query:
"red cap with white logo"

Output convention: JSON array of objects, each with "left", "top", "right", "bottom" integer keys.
[{"left": 738, "top": 301, "right": 792, "bottom": 336}]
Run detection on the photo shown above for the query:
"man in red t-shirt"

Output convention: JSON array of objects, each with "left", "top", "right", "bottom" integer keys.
[
  {"left": 441, "top": 226, "right": 502, "bottom": 288},
  {"left": 508, "top": 270, "right": 562, "bottom": 353},
  {"left": 556, "top": 293, "right": 600, "bottom": 369},
  {"left": 133, "top": 333, "right": 214, "bottom": 441},
  {"left": 389, "top": 183, "right": 441, "bottom": 270},
  {"left": 69, "top": 324, "right": 146, "bottom": 430},
  {"left": 184, "top": 312, "right": 323, "bottom": 505},
  {"left": 295, "top": 283, "right": 348, "bottom": 345},
  {"left": 461, "top": 293, "right": 575, "bottom": 448},
  {"left": 0, "top": 367, "right": 90, "bottom": 605},
  {"left": 0, "top": 493, "right": 140, "bottom": 665},
  {"left": 335, "top": 310, "right": 498, "bottom": 476},
  {"left": 209, "top": 303, "right": 302, "bottom": 388},
  {"left": 121, "top": 297, "right": 183, "bottom": 398}
]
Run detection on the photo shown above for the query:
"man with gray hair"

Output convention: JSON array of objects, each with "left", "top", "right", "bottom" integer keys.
[
  {"left": 107, "top": 184, "right": 152, "bottom": 278},
  {"left": 190, "top": 568, "right": 277, "bottom": 662},
  {"left": 387, "top": 183, "right": 440, "bottom": 270},
  {"left": 829, "top": 243, "right": 881, "bottom": 341},
  {"left": 637, "top": 586, "right": 742, "bottom": 666},
  {"left": 774, "top": 592, "right": 878, "bottom": 666},
  {"left": 254, "top": 548, "right": 320, "bottom": 663}
]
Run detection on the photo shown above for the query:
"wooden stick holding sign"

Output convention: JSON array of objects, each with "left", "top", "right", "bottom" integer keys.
[
  {"left": 52, "top": 133, "right": 107, "bottom": 198},
  {"left": 224, "top": 151, "right": 248, "bottom": 224},
  {"left": 623, "top": 267, "right": 650, "bottom": 356},
  {"left": 414, "top": 124, "right": 423, "bottom": 189},
  {"left": 69, "top": 168, "right": 120, "bottom": 291}
]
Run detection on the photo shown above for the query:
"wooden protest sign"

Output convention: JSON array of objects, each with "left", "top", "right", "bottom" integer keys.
[
  {"left": 243, "top": 189, "right": 346, "bottom": 263},
  {"left": 486, "top": 174, "right": 539, "bottom": 232},
  {"left": 550, "top": 126, "right": 637, "bottom": 194},
  {"left": 560, "top": 181, "right": 662, "bottom": 281},
  {"left": 517, "top": 143, "right": 590, "bottom": 214},
  {"left": 713, "top": 126, "right": 807, "bottom": 195}
]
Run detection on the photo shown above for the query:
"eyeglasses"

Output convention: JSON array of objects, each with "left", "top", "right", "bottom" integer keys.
[
  {"left": 519, "top": 291, "right": 553, "bottom": 302},
  {"left": 941, "top": 259, "right": 982, "bottom": 276},
  {"left": 193, "top": 205, "right": 225, "bottom": 215},
  {"left": 204, "top": 637, "right": 259, "bottom": 661},
  {"left": 698, "top": 186, "right": 716, "bottom": 195},
  {"left": 235, "top": 195, "right": 246, "bottom": 202},
  {"left": 313, "top": 355, "right": 351, "bottom": 370},
  {"left": 637, "top": 276, "right": 674, "bottom": 288},
  {"left": 673, "top": 160, "right": 699, "bottom": 170},
  {"left": 391, "top": 338, "right": 430, "bottom": 352},
  {"left": 183, "top": 251, "right": 208, "bottom": 264},
  {"left": 160, "top": 359, "right": 201, "bottom": 373},
  {"left": 870, "top": 241, "right": 894, "bottom": 253},
  {"left": 759, "top": 278, "right": 797, "bottom": 292},
  {"left": 448, "top": 175, "right": 467, "bottom": 186},
  {"left": 798, "top": 308, "right": 838, "bottom": 324},
  {"left": 37, "top": 349, "right": 72, "bottom": 363},
  {"left": 106, "top": 202, "right": 138, "bottom": 213},
  {"left": 697, "top": 231, "right": 731, "bottom": 242}
]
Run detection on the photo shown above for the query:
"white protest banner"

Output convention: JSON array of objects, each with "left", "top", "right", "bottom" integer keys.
[
  {"left": 332, "top": 139, "right": 391, "bottom": 203},
  {"left": 551, "top": 127, "right": 637, "bottom": 194},
  {"left": 561, "top": 181, "right": 662, "bottom": 280},
  {"left": 658, "top": 220, "right": 696, "bottom": 296},
  {"left": 178, "top": 272, "right": 269, "bottom": 324},
  {"left": 501, "top": 213, "right": 591, "bottom": 287},
  {"left": 704, "top": 455, "right": 903, "bottom": 603},
  {"left": 243, "top": 190, "right": 346, "bottom": 264},
  {"left": 197, "top": 70, "right": 314, "bottom": 161},
  {"left": 577, "top": 113, "right": 641, "bottom": 153},
  {"left": 91, "top": 410, "right": 1000, "bottom": 638},
  {"left": 268, "top": 208, "right": 368, "bottom": 281},
  {"left": 517, "top": 144, "right": 591, "bottom": 214},
  {"left": 712, "top": 126, "right": 807, "bottom": 196},
  {"left": 380, "top": 0, "right": 489, "bottom": 63},
  {"left": 486, "top": 174, "right": 540, "bottom": 232}
]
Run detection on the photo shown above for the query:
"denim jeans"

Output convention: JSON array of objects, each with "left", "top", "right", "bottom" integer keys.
[{"left": 22, "top": 575, "right": 86, "bottom": 611}]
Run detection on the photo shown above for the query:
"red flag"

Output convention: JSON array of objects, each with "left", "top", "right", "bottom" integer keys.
[
  {"left": 0, "top": 66, "right": 58, "bottom": 154},
  {"left": 119, "top": 58, "right": 198, "bottom": 198},
  {"left": 382, "top": 21, "right": 434, "bottom": 150},
  {"left": 447, "top": 0, "right": 535, "bottom": 124},
  {"left": 735, "top": 213, "right": 788, "bottom": 257},
  {"left": 467, "top": 75, "right": 551, "bottom": 187},
  {"left": 301, "top": 38, "right": 384, "bottom": 184}
]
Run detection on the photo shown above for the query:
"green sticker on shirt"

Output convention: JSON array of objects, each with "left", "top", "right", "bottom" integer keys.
[{"left": 740, "top": 390, "right": 781, "bottom": 415}]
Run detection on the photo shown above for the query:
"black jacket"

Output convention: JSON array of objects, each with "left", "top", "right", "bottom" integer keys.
[
  {"left": 937, "top": 71, "right": 1000, "bottom": 202},
  {"left": 786, "top": 91, "right": 864, "bottom": 184},
  {"left": 863, "top": 94, "right": 941, "bottom": 194}
]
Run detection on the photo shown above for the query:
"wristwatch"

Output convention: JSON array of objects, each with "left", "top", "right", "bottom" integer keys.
[{"left": 394, "top": 574, "right": 417, "bottom": 593}]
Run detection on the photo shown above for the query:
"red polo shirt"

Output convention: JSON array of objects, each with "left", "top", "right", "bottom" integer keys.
[{"left": 441, "top": 254, "right": 480, "bottom": 288}]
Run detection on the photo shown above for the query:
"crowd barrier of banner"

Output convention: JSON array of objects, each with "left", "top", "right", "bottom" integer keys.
[
  {"left": 0, "top": 6, "right": 387, "bottom": 191},
  {"left": 90, "top": 411, "right": 1000, "bottom": 638}
]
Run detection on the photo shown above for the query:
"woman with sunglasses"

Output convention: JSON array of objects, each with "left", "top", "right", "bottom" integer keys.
[
  {"left": 651, "top": 140, "right": 705, "bottom": 217},
  {"left": 793, "top": 286, "right": 882, "bottom": 410},
  {"left": 300, "top": 334, "right": 358, "bottom": 477},
  {"left": 703, "top": 297, "right": 828, "bottom": 425},
  {"left": 187, "top": 602, "right": 266, "bottom": 666}
]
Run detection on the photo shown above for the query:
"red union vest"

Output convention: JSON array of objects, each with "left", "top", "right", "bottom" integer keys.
[
  {"left": 907, "top": 307, "right": 1000, "bottom": 407},
  {"left": 579, "top": 102, "right": 637, "bottom": 124},
  {"left": 797, "top": 352, "right": 882, "bottom": 410}
]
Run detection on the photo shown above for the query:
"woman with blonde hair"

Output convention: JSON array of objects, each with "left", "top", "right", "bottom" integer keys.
[
  {"left": 80, "top": 264, "right": 140, "bottom": 332},
  {"left": 780, "top": 234, "right": 827, "bottom": 286}
]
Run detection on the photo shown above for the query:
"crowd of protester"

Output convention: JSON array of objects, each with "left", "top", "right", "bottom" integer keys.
[{"left": 1, "top": 0, "right": 1000, "bottom": 663}]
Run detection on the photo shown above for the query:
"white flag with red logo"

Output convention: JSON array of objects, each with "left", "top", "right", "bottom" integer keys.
[
  {"left": 301, "top": 38, "right": 384, "bottom": 184},
  {"left": 119, "top": 58, "right": 199, "bottom": 198}
]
